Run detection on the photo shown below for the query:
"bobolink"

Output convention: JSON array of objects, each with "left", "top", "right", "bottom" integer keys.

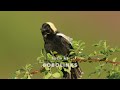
[{"left": 40, "top": 22, "right": 83, "bottom": 79}]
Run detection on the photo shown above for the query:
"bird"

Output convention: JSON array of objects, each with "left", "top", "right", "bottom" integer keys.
[{"left": 40, "top": 22, "right": 83, "bottom": 79}]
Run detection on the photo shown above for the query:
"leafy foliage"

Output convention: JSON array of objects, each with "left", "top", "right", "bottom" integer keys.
[
  {"left": 14, "top": 64, "right": 33, "bottom": 79},
  {"left": 12, "top": 40, "right": 120, "bottom": 79}
]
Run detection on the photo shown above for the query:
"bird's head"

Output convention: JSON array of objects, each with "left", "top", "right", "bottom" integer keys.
[{"left": 40, "top": 22, "right": 57, "bottom": 37}]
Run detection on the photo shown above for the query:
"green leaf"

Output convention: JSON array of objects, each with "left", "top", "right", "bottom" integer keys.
[
  {"left": 99, "top": 50, "right": 105, "bottom": 54},
  {"left": 58, "top": 66, "right": 62, "bottom": 70},
  {"left": 25, "top": 64, "right": 33, "bottom": 71},
  {"left": 64, "top": 67, "right": 71, "bottom": 74},
  {"left": 15, "top": 70, "right": 21, "bottom": 76},
  {"left": 93, "top": 51, "right": 97, "bottom": 55},
  {"left": 14, "top": 77, "right": 18, "bottom": 79},
  {"left": 23, "top": 74, "right": 28, "bottom": 79},
  {"left": 59, "top": 70, "right": 63, "bottom": 77},
  {"left": 109, "top": 48, "right": 115, "bottom": 52},
  {"left": 45, "top": 66, "right": 50, "bottom": 71},
  {"left": 113, "top": 57, "right": 117, "bottom": 62},
  {"left": 69, "top": 51, "right": 75, "bottom": 55},
  {"left": 53, "top": 51, "right": 58, "bottom": 55},
  {"left": 52, "top": 72, "right": 61, "bottom": 78},
  {"left": 44, "top": 72, "right": 52, "bottom": 79},
  {"left": 103, "top": 41, "right": 107, "bottom": 49},
  {"left": 47, "top": 53, "right": 52, "bottom": 59},
  {"left": 37, "top": 57, "right": 41, "bottom": 61},
  {"left": 98, "top": 72, "right": 101, "bottom": 77},
  {"left": 27, "top": 75, "right": 31, "bottom": 79}
]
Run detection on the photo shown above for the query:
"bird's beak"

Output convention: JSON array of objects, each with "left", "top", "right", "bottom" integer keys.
[{"left": 40, "top": 28, "right": 44, "bottom": 33}]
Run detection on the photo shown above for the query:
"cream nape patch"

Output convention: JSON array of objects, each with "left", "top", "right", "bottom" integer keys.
[{"left": 46, "top": 22, "right": 57, "bottom": 32}]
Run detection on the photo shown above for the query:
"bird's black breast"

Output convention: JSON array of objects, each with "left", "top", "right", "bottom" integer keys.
[{"left": 44, "top": 34, "right": 73, "bottom": 56}]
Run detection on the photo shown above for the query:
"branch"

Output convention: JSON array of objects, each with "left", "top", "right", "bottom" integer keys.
[
  {"left": 30, "top": 58, "right": 120, "bottom": 75},
  {"left": 72, "top": 58, "right": 120, "bottom": 65},
  {"left": 30, "top": 67, "right": 45, "bottom": 75}
]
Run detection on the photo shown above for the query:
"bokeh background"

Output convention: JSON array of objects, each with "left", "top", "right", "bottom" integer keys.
[{"left": 0, "top": 11, "right": 120, "bottom": 79}]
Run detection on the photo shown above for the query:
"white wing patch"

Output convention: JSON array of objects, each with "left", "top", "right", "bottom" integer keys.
[
  {"left": 57, "top": 33, "right": 73, "bottom": 44},
  {"left": 46, "top": 22, "right": 57, "bottom": 32}
]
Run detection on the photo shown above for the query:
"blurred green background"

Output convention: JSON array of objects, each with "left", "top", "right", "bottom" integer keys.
[{"left": 0, "top": 11, "right": 120, "bottom": 79}]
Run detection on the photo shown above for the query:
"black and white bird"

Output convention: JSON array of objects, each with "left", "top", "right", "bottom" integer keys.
[{"left": 40, "top": 22, "right": 83, "bottom": 79}]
